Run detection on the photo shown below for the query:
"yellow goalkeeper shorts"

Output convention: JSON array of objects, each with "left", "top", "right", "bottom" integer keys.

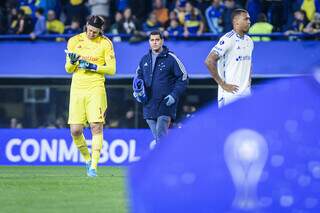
[{"left": 68, "top": 86, "right": 107, "bottom": 125}]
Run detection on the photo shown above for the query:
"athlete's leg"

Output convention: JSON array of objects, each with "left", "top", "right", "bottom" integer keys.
[
  {"left": 156, "top": 115, "right": 171, "bottom": 140},
  {"left": 146, "top": 119, "right": 157, "bottom": 140},
  {"left": 89, "top": 122, "right": 104, "bottom": 174},
  {"left": 70, "top": 124, "right": 91, "bottom": 162}
]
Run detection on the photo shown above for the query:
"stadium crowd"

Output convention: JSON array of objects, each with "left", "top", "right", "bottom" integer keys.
[{"left": 0, "top": 0, "right": 319, "bottom": 40}]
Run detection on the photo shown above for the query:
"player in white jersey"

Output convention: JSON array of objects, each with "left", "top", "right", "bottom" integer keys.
[{"left": 205, "top": 9, "right": 254, "bottom": 108}]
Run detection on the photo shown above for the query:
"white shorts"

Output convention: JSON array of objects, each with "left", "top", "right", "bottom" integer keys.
[{"left": 218, "top": 87, "right": 251, "bottom": 108}]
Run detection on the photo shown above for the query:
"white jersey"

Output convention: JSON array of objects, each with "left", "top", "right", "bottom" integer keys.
[{"left": 210, "top": 30, "right": 254, "bottom": 106}]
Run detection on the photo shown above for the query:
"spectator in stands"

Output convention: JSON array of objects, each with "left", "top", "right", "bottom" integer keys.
[
  {"left": 169, "top": 10, "right": 179, "bottom": 21},
  {"left": 283, "top": 0, "right": 304, "bottom": 32},
  {"left": 109, "top": 11, "right": 125, "bottom": 42},
  {"left": 304, "top": 12, "right": 320, "bottom": 35},
  {"left": 120, "top": 7, "right": 147, "bottom": 42},
  {"left": 19, "top": 0, "right": 36, "bottom": 17},
  {"left": 46, "top": 9, "right": 64, "bottom": 34},
  {"left": 87, "top": 0, "right": 111, "bottom": 31},
  {"left": 206, "top": 0, "right": 225, "bottom": 34},
  {"left": 174, "top": 0, "right": 187, "bottom": 25},
  {"left": 8, "top": 8, "right": 18, "bottom": 34},
  {"left": 64, "top": 17, "right": 82, "bottom": 34},
  {"left": 163, "top": 18, "right": 184, "bottom": 37},
  {"left": 110, "top": 11, "right": 125, "bottom": 34},
  {"left": 121, "top": 7, "right": 139, "bottom": 35},
  {"left": 63, "top": 0, "right": 88, "bottom": 27},
  {"left": 222, "top": 0, "right": 240, "bottom": 33},
  {"left": 184, "top": 1, "right": 205, "bottom": 37},
  {"left": 249, "top": 13, "right": 273, "bottom": 41},
  {"left": 35, "top": 0, "right": 60, "bottom": 17},
  {"left": 142, "top": 12, "right": 162, "bottom": 35},
  {"left": 15, "top": 9, "right": 34, "bottom": 34},
  {"left": 285, "top": 10, "right": 309, "bottom": 36},
  {"left": 153, "top": 0, "right": 169, "bottom": 27},
  {"left": 301, "top": 0, "right": 320, "bottom": 22},
  {"left": 30, "top": 7, "right": 46, "bottom": 40}
]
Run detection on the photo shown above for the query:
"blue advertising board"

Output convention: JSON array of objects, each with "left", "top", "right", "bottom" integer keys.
[
  {"left": 0, "top": 41, "right": 319, "bottom": 78},
  {"left": 0, "top": 129, "right": 153, "bottom": 166}
]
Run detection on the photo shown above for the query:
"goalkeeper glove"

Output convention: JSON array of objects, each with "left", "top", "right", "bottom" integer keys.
[
  {"left": 65, "top": 50, "right": 80, "bottom": 65},
  {"left": 133, "top": 77, "right": 147, "bottom": 104},
  {"left": 78, "top": 60, "right": 98, "bottom": 71},
  {"left": 164, "top": 95, "right": 175, "bottom": 106}
]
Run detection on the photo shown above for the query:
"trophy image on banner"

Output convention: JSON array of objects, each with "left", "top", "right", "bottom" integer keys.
[{"left": 224, "top": 129, "right": 269, "bottom": 210}]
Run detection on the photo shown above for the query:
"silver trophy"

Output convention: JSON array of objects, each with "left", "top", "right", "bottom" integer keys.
[{"left": 224, "top": 129, "right": 269, "bottom": 210}]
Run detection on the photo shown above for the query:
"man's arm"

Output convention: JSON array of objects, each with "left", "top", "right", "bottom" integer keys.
[
  {"left": 132, "top": 60, "right": 147, "bottom": 104},
  {"left": 97, "top": 41, "right": 116, "bottom": 75},
  {"left": 65, "top": 37, "right": 79, "bottom": 74},
  {"left": 169, "top": 53, "right": 188, "bottom": 100},
  {"left": 136, "top": 61, "right": 143, "bottom": 80},
  {"left": 204, "top": 51, "right": 238, "bottom": 93}
]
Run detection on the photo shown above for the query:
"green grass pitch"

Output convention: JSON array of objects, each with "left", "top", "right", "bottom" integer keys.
[{"left": 0, "top": 166, "right": 128, "bottom": 213}]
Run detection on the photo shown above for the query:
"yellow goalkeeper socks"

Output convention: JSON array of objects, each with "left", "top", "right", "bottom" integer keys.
[
  {"left": 72, "top": 134, "right": 91, "bottom": 162},
  {"left": 91, "top": 133, "right": 103, "bottom": 170}
]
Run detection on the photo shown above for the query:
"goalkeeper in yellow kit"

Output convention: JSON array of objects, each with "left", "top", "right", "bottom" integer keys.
[{"left": 65, "top": 16, "right": 116, "bottom": 177}]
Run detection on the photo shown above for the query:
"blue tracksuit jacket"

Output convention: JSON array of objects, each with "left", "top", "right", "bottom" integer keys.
[{"left": 135, "top": 46, "right": 188, "bottom": 120}]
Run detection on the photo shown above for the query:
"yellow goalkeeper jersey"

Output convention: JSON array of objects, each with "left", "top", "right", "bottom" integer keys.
[{"left": 65, "top": 32, "right": 116, "bottom": 90}]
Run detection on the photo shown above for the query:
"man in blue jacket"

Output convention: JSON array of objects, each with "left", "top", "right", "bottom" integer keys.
[{"left": 133, "top": 31, "right": 188, "bottom": 146}]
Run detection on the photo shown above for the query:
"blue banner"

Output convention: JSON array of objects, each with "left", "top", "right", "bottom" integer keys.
[
  {"left": 0, "top": 129, "right": 153, "bottom": 166},
  {"left": 0, "top": 41, "right": 319, "bottom": 78}
]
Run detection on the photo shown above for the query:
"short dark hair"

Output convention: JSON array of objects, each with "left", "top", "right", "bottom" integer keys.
[
  {"left": 36, "top": 8, "right": 44, "bottom": 15},
  {"left": 149, "top": 31, "right": 163, "bottom": 39},
  {"left": 231, "top": 9, "right": 248, "bottom": 22},
  {"left": 257, "top": 13, "right": 267, "bottom": 22}
]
